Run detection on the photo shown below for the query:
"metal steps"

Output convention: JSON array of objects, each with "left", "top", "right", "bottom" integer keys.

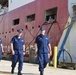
[{"left": 60, "top": 62, "right": 76, "bottom": 70}]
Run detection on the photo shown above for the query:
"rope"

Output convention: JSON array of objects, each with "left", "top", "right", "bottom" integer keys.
[
  {"left": 25, "top": 21, "right": 73, "bottom": 51},
  {"left": 50, "top": 23, "right": 71, "bottom": 39},
  {"left": 25, "top": 23, "right": 45, "bottom": 49}
]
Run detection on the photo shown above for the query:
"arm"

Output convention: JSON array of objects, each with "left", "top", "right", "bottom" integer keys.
[
  {"left": 0, "top": 38, "right": 4, "bottom": 52},
  {"left": 22, "top": 38, "right": 25, "bottom": 55},
  {"left": 1, "top": 44, "right": 4, "bottom": 52},
  {"left": 10, "top": 43, "right": 15, "bottom": 55},
  {"left": 23, "top": 45, "right": 25, "bottom": 52},
  {"left": 34, "top": 43, "right": 38, "bottom": 56},
  {"left": 34, "top": 36, "right": 38, "bottom": 55},
  {"left": 35, "top": 43, "right": 37, "bottom": 52},
  {"left": 48, "top": 43, "right": 52, "bottom": 56},
  {"left": 23, "top": 45, "right": 25, "bottom": 55}
]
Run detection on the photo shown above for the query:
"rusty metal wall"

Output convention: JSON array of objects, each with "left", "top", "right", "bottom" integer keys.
[{"left": 0, "top": 0, "right": 68, "bottom": 60}]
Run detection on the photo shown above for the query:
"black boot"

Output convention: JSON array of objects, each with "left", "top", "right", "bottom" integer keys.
[
  {"left": 18, "top": 71, "right": 22, "bottom": 75},
  {"left": 40, "top": 71, "right": 43, "bottom": 75},
  {"left": 11, "top": 67, "right": 14, "bottom": 74}
]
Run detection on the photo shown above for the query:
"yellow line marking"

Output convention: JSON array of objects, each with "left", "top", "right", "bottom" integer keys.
[
  {"left": 0, "top": 72, "right": 11, "bottom": 75},
  {"left": 0, "top": 74, "right": 10, "bottom": 75}
]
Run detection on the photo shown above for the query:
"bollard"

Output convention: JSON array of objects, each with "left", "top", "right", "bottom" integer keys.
[{"left": 54, "top": 46, "right": 57, "bottom": 68}]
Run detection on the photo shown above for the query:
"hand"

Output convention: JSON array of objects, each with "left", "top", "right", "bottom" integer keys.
[
  {"left": 12, "top": 50, "right": 15, "bottom": 55},
  {"left": 23, "top": 52, "right": 25, "bottom": 55},
  {"left": 2, "top": 50, "right": 4, "bottom": 53},
  {"left": 34, "top": 51, "right": 37, "bottom": 56},
  {"left": 50, "top": 51, "right": 52, "bottom": 56},
  {"left": 48, "top": 51, "right": 52, "bottom": 58},
  {"left": 48, "top": 53, "right": 50, "bottom": 58}
]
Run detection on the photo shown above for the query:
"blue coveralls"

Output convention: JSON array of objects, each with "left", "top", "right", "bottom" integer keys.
[
  {"left": 11, "top": 35, "right": 25, "bottom": 71},
  {"left": 0, "top": 38, "right": 2, "bottom": 60},
  {"left": 35, "top": 34, "right": 50, "bottom": 72}
]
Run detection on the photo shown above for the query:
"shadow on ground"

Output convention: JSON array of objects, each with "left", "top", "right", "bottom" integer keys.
[{"left": 0, "top": 71, "right": 39, "bottom": 75}]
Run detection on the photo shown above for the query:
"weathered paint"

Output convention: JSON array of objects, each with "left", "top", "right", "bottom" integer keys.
[{"left": 0, "top": 0, "right": 68, "bottom": 60}]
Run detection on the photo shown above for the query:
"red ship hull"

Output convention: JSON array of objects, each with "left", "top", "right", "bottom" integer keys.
[{"left": 0, "top": 0, "right": 69, "bottom": 61}]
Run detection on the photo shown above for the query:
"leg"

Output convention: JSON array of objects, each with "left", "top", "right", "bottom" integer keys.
[
  {"left": 0, "top": 49, "right": 2, "bottom": 60},
  {"left": 18, "top": 53, "right": 24, "bottom": 71},
  {"left": 44, "top": 54, "right": 49, "bottom": 68},
  {"left": 11, "top": 54, "right": 18, "bottom": 68},
  {"left": 11, "top": 54, "right": 18, "bottom": 73},
  {"left": 38, "top": 53, "right": 44, "bottom": 74},
  {"left": 18, "top": 53, "right": 24, "bottom": 75}
]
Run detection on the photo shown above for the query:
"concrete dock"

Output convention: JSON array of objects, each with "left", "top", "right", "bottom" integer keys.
[{"left": 0, "top": 60, "right": 76, "bottom": 75}]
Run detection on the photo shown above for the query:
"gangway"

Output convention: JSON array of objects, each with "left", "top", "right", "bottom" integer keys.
[
  {"left": 57, "top": 0, "right": 76, "bottom": 69},
  {"left": 57, "top": 21, "right": 73, "bottom": 62},
  {"left": 57, "top": 21, "right": 76, "bottom": 69}
]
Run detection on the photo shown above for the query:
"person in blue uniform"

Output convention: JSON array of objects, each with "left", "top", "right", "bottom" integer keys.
[
  {"left": 10, "top": 29, "right": 25, "bottom": 75},
  {"left": 35, "top": 27, "right": 52, "bottom": 75},
  {"left": 0, "top": 38, "right": 4, "bottom": 60}
]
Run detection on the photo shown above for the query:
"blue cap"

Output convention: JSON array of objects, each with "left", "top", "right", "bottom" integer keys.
[
  {"left": 40, "top": 27, "right": 46, "bottom": 31},
  {"left": 17, "top": 29, "right": 23, "bottom": 33}
]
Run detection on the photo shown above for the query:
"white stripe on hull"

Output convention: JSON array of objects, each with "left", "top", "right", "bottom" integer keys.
[{"left": 9, "top": 0, "right": 35, "bottom": 11}]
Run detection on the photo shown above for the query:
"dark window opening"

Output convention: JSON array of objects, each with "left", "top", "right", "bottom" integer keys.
[
  {"left": 32, "top": 27, "right": 34, "bottom": 29},
  {"left": 9, "top": 31, "right": 11, "bottom": 33},
  {"left": 2, "top": 32, "right": 4, "bottom": 34},
  {"left": 12, "top": 28, "right": 14, "bottom": 32},
  {"left": 13, "top": 18, "right": 20, "bottom": 26},
  {"left": 26, "top": 14, "right": 35, "bottom": 22},
  {"left": 5, "top": 35, "right": 6, "bottom": 38},
  {"left": 0, "top": 0, "right": 8, "bottom": 16},
  {"left": 5, "top": 32, "right": 7, "bottom": 34},
  {"left": 25, "top": 25, "right": 28, "bottom": 29},
  {"left": 72, "top": 5, "right": 76, "bottom": 20},
  {"left": 38, "top": 25, "right": 41, "bottom": 28},
  {"left": 44, "top": 7, "right": 57, "bottom": 23},
  {"left": 73, "top": 5, "right": 76, "bottom": 12}
]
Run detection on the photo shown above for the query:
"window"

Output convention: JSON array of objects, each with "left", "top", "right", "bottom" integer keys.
[
  {"left": 73, "top": 5, "right": 76, "bottom": 12},
  {"left": 32, "top": 26, "right": 34, "bottom": 29},
  {"left": 12, "top": 28, "right": 14, "bottom": 32},
  {"left": 72, "top": 5, "right": 76, "bottom": 21},
  {"left": 5, "top": 32, "right": 7, "bottom": 34},
  {"left": 9, "top": 31, "right": 11, "bottom": 33},
  {"left": 26, "top": 14, "right": 35, "bottom": 22},
  {"left": 38, "top": 25, "right": 40, "bottom": 28},
  {"left": 13, "top": 18, "right": 20, "bottom": 25},
  {"left": 44, "top": 7, "right": 57, "bottom": 23},
  {"left": 25, "top": 25, "right": 28, "bottom": 29},
  {"left": 5, "top": 35, "right": 6, "bottom": 38},
  {"left": 2, "top": 32, "right": 4, "bottom": 34}
]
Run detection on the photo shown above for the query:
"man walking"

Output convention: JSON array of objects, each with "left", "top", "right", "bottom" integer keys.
[
  {"left": 35, "top": 27, "right": 52, "bottom": 75},
  {"left": 10, "top": 29, "right": 25, "bottom": 75},
  {"left": 0, "top": 38, "right": 4, "bottom": 60}
]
